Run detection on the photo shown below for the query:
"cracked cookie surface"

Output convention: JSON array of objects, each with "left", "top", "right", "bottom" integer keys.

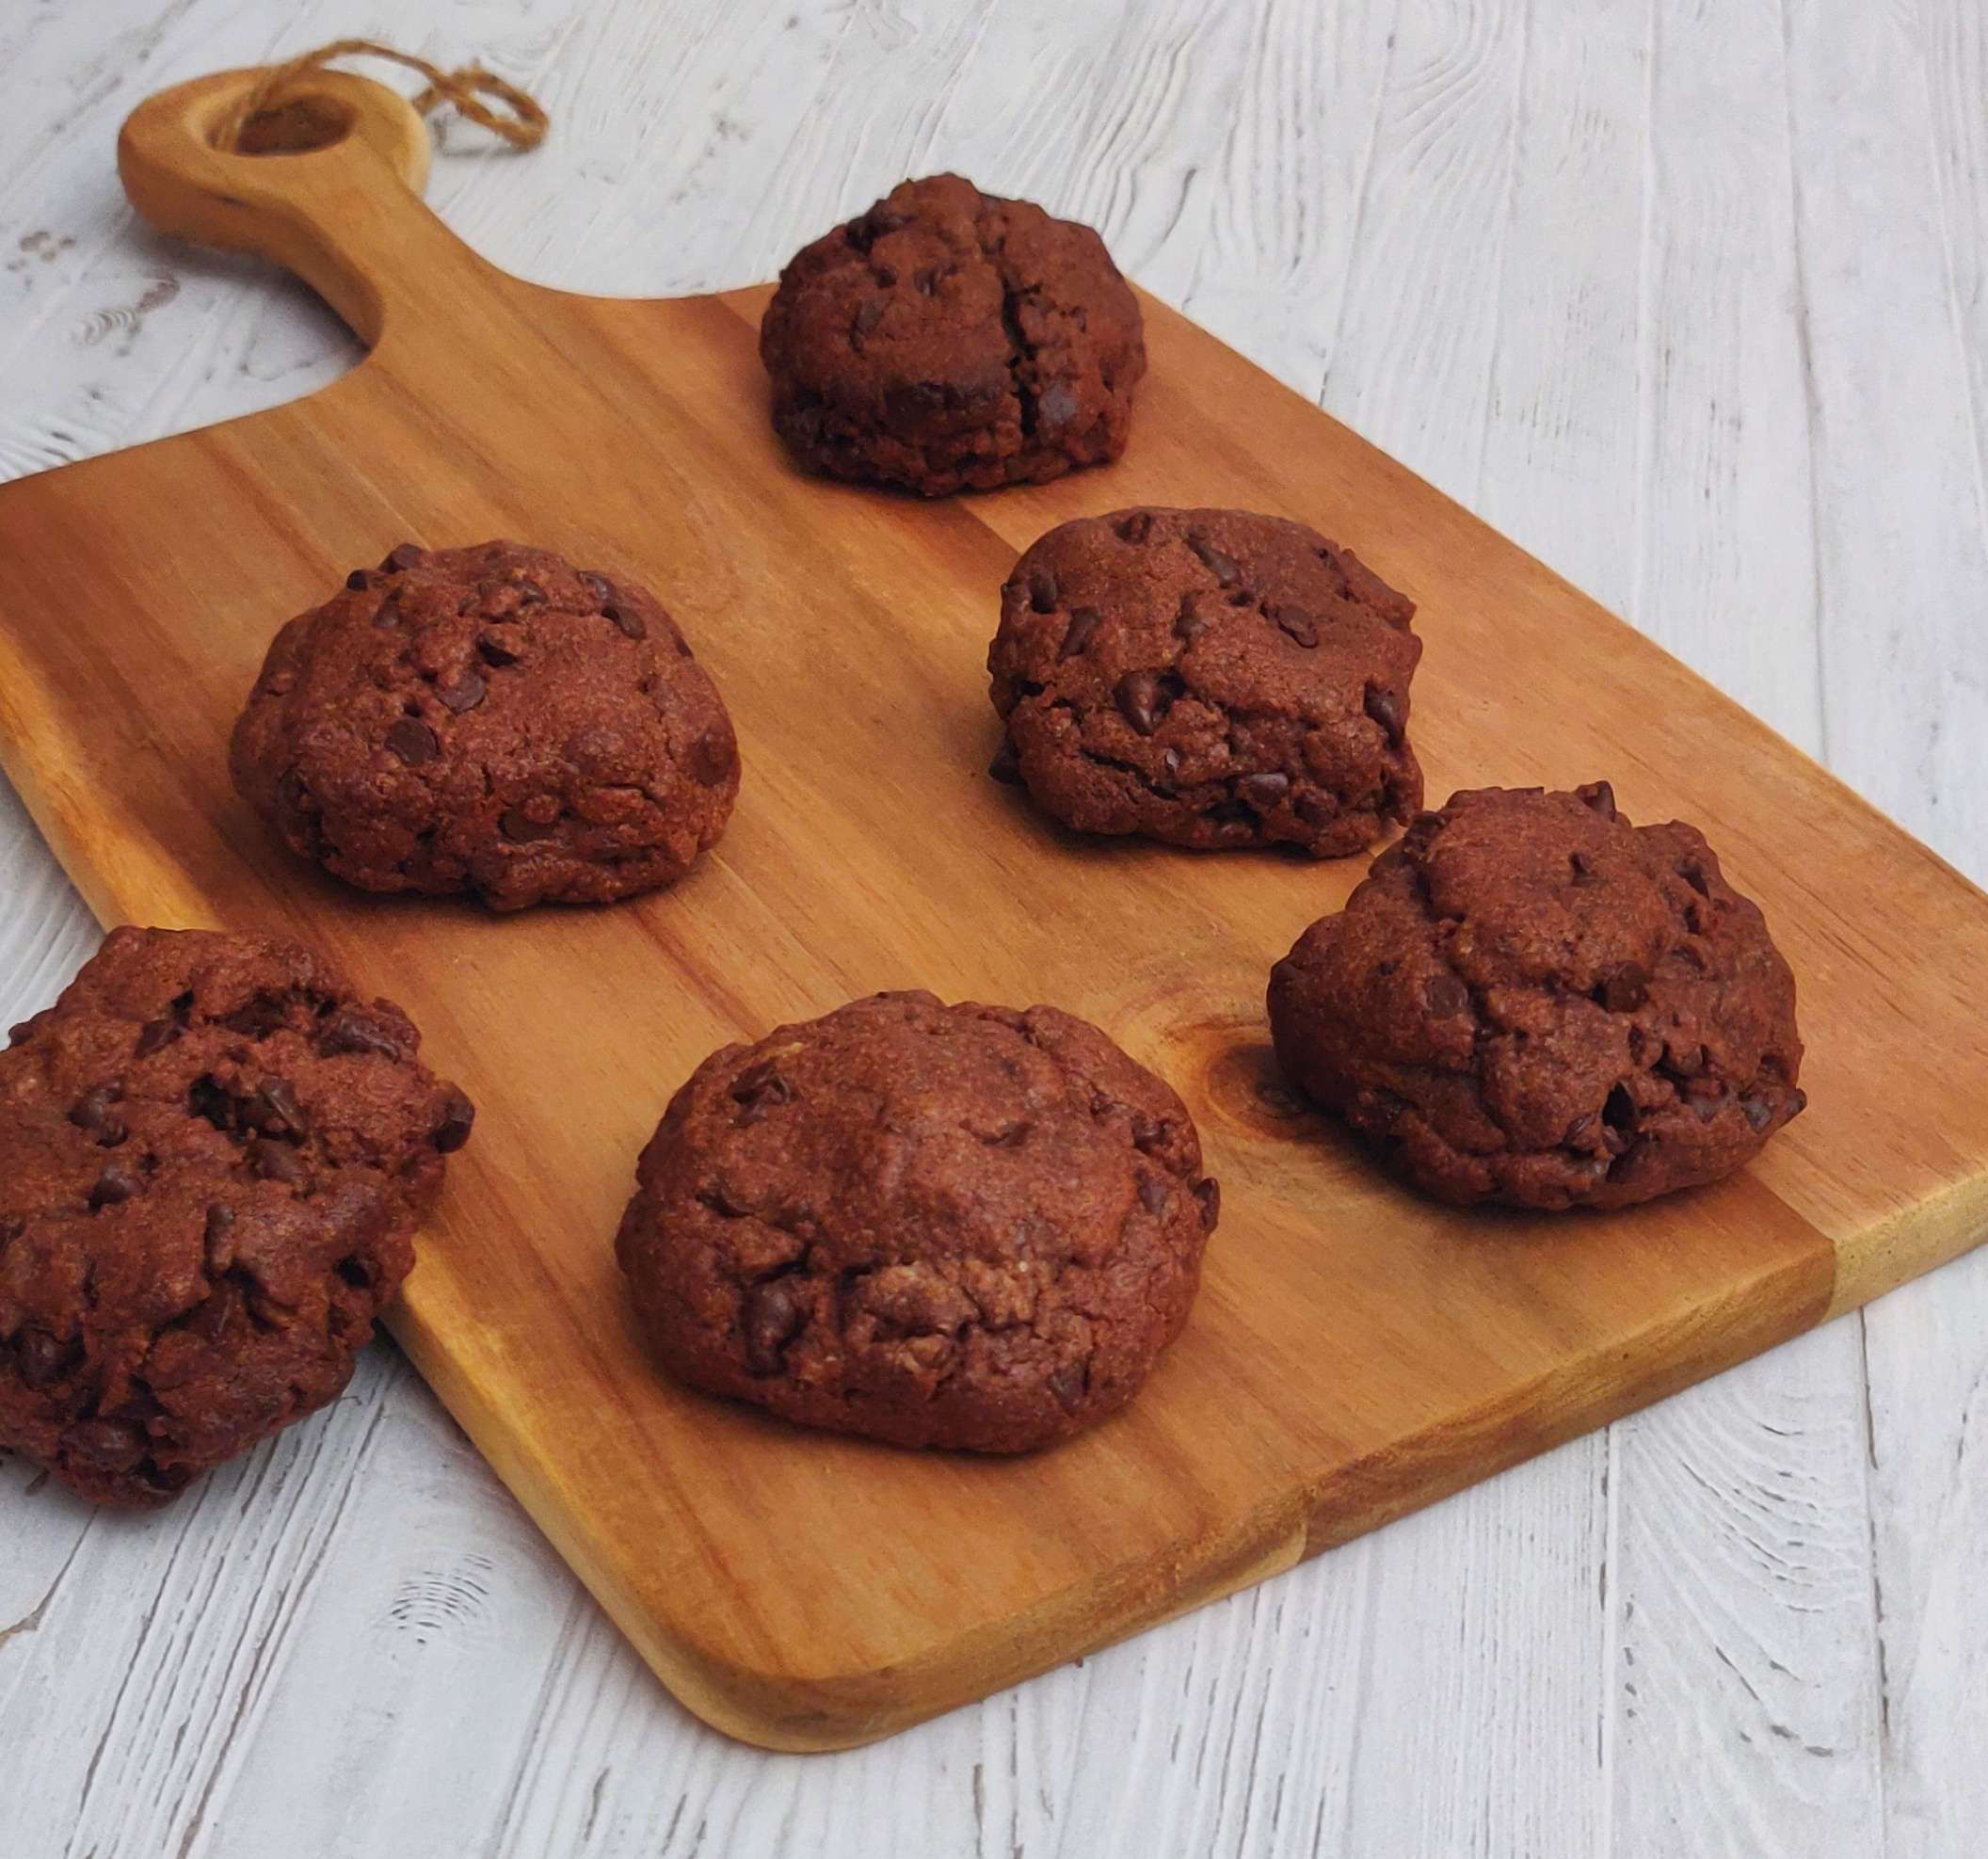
[
  {"left": 759, "top": 174, "right": 1146, "bottom": 496},
  {"left": 988, "top": 507, "right": 1423, "bottom": 855},
  {"left": 231, "top": 540, "right": 740, "bottom": 911},
  {"left": 1268, "top": 784, "right": 1806, "bottom": 1210},
  {"left": 615, "top": 990, "right": 1218, "bottom": 1451},
  {"left": 0, "top": 926, "right": 473, "bottom": 1506}
]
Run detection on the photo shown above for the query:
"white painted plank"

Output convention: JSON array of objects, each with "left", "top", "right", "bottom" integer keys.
[
  {"left": 1798, "top": 4, "right": 1988, "bottom": 1857},
  {"left": 1597, "top": 6, "right": 1890, "bottom": 1853}
]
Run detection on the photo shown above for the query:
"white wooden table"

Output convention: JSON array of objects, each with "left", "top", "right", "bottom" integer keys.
[{"left": 3, "top": 3, "right": 1983, "bottom": 1852}]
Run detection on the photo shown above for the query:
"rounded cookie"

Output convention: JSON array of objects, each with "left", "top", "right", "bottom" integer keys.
[
  {"left": 231, "top": 540, "right": 740, "bottom": 911},
  {"left": 987, "top": 507, "right": 1424, "bottom": 855},
  {"left": 0, "top": 926, "right": 473, "bottom": 1506},
  {"left": 759, "top": 174, "right": 1146, "bottom": 496},
  {"left": 615, "top": 990, "right": 1218, "bottom": 1451},
  {"left": 1267, "top": 783, "right": 1806, "bottom": 1210}
]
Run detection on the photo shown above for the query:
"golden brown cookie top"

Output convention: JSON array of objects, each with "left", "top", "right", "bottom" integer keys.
[
  {"left": 0, "top": 926, "right": 472, "bottom": 1505},
  {"left": 760, "top": 175, "right": 1146, "bottom": 495},
  {"left": 616, "top": 990, "right": 1216, "bottom": 1452},
  {"left": 1269, "top": 784, "right": 1805, "bottom": 1210},
  {"left": 988, "top": 506, "right": 1422, "bottom": 856},
  {"left": 230, "top": 540, "right": 739, "bottom": 911}
]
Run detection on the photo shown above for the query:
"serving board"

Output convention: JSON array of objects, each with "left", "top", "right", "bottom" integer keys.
[{"left": 3, "top": 67, "right": 1986, "bottom": 1752}]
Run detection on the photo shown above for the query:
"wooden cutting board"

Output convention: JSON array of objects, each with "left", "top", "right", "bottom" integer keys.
[{"left": 4, "top": 68, "right": 1986, "bottom": 1752}]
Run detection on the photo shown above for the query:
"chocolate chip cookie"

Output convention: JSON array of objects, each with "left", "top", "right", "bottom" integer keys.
[
  {"left": 759, "top": 174, "right": 1146, "bottom": 496},
  {"left": 0, "top": 926, "right": 473, "bottom": 1506},
  {"left": 1268, "top": 784, "right": 1806, "bottom": 1210},
  {"left": 616, "top": 991, "right": 1217, "bottom": 1451},
  {"left": 231, "top": 540, "right": 740, "bottom": 911},
  {"left": 987, "top": 507, "right": 1424, "bottom": 855}
]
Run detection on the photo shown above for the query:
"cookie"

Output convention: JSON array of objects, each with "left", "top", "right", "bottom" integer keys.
[
  {"left": 615, "top": 991, "right": 1217, "bottom": 1451},
  {"left": 230, "top": 540, "right": 740, "bottom": 911},
  {"left": 0, "top": 926, "right": 473, "bottom": 1506},
  {"left": 987, "top": 507, "right": 1424, "bottom": 855},
  {"left": 759, "top": 174, "right": 1146, "bottom": 496},
  {"left": 1267, "top": 783, "right": 1805, "bottom": 1210}
]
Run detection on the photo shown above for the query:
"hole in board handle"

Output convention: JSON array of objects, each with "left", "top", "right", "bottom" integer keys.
[{"left": 221, "top": 94, "right": 356, "bottom": 156}]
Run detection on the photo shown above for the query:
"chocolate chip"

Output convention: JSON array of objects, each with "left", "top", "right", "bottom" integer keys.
[
  {"left": 477, "top": 632, "right": 521, "bottom": 667},
  {"left": 16, "top": 1329, "right": 73, "bottom": 1389},
  {"left": 1424, "top": 971, "right": 1471, "bottom": 1017},
  {"left": 1187, "top": 532, "right": 1241, "bottom": 585},
  {"left": 250, "top": 1076, "right": 306, "bottom": 1138},
  {"left": 849, "top": 203, "right": 908, "bottom": 249},
  {"left": 318, "top": 1007, "right": 403, "bottom": 1062},
  {"left": 88, "top": 1158, "right": 142, "bottom": 1210},
  {"left": 1194, "top": 1177, "right": 1221, "bottom": 1228},
  {"left": 1115, "top": 670, "right": 1163, "bottom": 735},
  {"left": 135, "top": 1015, "right": 182, "bottom": 1057},
  {"left": 1578, "top": 779, "right": 1617, "bottom": 821},
  {"left": 743, "top": 1279, "right": 805, "bottom": 1375},
  {"left": 1174, "top": 595, "right": 1210, "bottom": 642},
  {"left": 1363, "top": 684, "right": 1404, "bottom": 745},
  {"left": 440, "top": 669, "right": 486, "bottom": 713},
  {"left": 1204, "top": 799, "right": 1256, "bottom": 830},
  {"left": 500, "top": 804, "right": 560, "bottom": 841},
  {"left": 1569, "top": 850, "right": 1598, "bottom": 886},
  {"left": 1157, "top": 747, "right": 1182, "bottom": 792},
  {"left": 850, "top": 297, "right": 886, "bottom": 349},
  {"left": 580, "top": 570, "right": 613, "bottom": 605},
  {"left": 690, "top": 728, "right": 735, "bottom": 787},
  {"left": 380, "top": 542, "right": 424, "bottom": 571},
  {"left": 69, "top": 1084, "right": 129, "bottom": 1147},
  {"left": 1602, "top": 1083, "right": 1638, "bottom": 1132},
  {"left": 514, "top": 578, "right": 547, "bottom": 605},
  {"left": 1240, "top": 771, "right": 1290, "bottom": 811},
  {"left": 1677, "top": 857, "right": 1710, "bottom": 897},
  {"left": 988, "top": 741, "right": 1022, "bottom": 785},
  {"left": 1047, "top": 1361, "right": 1087, "bottom": 1413},
  {"left": 345, "top": 569, "right": 376, "bottom": 592},
  {"left": 1037, "top": 382, "right": 1078, "bottom": 428},
  {"left": 604, "top": 602, "right": 647, "bottom": 641},
  {"left": 1138, "top": 1176, "right": 1168, "bottom": 1214},
  {"left": 66, "top": 1418, "right": 144, "bottom": 1472},
  {"left": 372, "top": 593, "right": 402, "bottom": 628},
  {"left": 249, "top": 1137, "right": 306, "bottom": 1185},
  {"left": 731, "top": 1061, "right": 793, "bottom": 1124},
  {"left": 1563, "top": 1112, "right": 1597, "bottom": 1146},
  {"left": 873, "top": 263, "right": 898, "bottom": 287},
  {"left": 432, "top": 1089, "right": 475, "bottom": 1153},
  {"left": 1599, "top": 963, "right": 1650, "bottom": 1013},
  {"left": 227, "top": 993, "right": 294, "bottom": 1040},
  {"left": 1114, "top": 512, "right": 1152, "bottom": 545},
  {"left": 385, "top": 718, "right": 439, "bottom": 765},
  {"left": 1295, "top": 791, "right": 1339, "bottom": 828},
  {"left": 1742, "top": 1097, "right": 1775, "bottom": 1131},
  {"left": 1275, "top": 605, "right": 1320, "bottom": 649},
  {"left": 1027, "top": 567, "right": 1059, "bottom": 614},
  {"left": 1132, "top": 1115, "right": 1168, "bottom": 1153},
  {"left": 1059, "top": 607, "right": 1101, "bottom": 658}
]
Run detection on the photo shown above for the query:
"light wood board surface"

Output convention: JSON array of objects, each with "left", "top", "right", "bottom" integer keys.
[
  {"left": 2, "top": 0, "right": 1986, "bottom": 1846},
  {"left": 2, "top": 55, "right": 1985, "bottom": 1755}
]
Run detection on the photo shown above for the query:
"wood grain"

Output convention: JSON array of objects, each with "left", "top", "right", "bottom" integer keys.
[{"left": 2, "top": 56, "right": 1986, "bottom": 1757}]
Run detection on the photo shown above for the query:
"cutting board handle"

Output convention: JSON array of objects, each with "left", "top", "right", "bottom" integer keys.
[{"left": 118, "top": 68, "right": 477, "bottom": 347}]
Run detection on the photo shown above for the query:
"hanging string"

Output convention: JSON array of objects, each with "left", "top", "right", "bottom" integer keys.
[{"left": 214, "top": 38, "right": 548, "bottom": 154}]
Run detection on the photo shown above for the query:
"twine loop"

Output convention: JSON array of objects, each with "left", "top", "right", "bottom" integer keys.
[{"left": 216, "top": 38, "right": 548, "bottom": 154}]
